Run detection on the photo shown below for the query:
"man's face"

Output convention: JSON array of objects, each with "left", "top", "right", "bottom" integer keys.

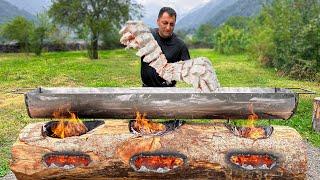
[{"left": 157, "top": 12, "right": 176, "bottom": 38}]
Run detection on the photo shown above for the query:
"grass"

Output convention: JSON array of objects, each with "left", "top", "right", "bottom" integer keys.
[{"left": 0, "top": 49, "right": 319, "bottom": 176}]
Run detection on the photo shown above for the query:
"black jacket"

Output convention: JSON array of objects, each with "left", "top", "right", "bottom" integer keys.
[{"left": 141, "top": 28, "right": 190, "bottom": 87}]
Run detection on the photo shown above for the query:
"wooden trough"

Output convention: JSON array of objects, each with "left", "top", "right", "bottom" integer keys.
[{"left": 25, "top": 87, "right": 298, "bottom": 120}]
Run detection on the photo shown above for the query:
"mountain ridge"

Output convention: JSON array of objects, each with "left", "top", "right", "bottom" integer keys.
[{"left": 176, "top": 0, "right": 266, "bottom": 30}]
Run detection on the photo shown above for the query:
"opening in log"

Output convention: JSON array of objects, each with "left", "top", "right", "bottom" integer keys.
[
  {"left": 42, "top": 120, "right": 104, "bottom": 138},
  {"left": 130, "top": 152, "right": 187, "bottom": 173},
  {"left": 225, "top": 124, "right": 274, "bottom": 140},
  {"left": 129, "top": 119, "right": 184, "bottom": 135},
  {"left": 43, "top": 152, "right": 91, "bottom": 169},
  {"left": 227, "top": 152, "right": 277, "bottom": 170}
]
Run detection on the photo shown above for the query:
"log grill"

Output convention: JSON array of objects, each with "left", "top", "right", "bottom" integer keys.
[{"left": 10, "top": 87, "right": 309, "bottom": 179}]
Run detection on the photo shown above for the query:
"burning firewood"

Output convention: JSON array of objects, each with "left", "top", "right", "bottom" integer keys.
[
  {"left": 119, "top": 21, "right": 220, "bottom": 92},
  {"left": 131, "top": 112, "right": 166, "bottom": 135},
  {"left": 51, "top": 111, "right": 88, "bottom": 138}
]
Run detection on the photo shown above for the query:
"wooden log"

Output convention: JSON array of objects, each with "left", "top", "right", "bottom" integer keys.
[
  {"left": 312, "top": 97, "right": 320, "bottom": 132},
  {"left": 11, "top": 121, "right": 306, "bottom": 179},
  {"left": 25, "top": 87, "right": 298, "bottom": 120}
]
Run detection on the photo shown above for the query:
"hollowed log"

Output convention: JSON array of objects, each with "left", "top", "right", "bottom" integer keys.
[{"left": 11, "top": 121, "right": 306, "bottom": 179}]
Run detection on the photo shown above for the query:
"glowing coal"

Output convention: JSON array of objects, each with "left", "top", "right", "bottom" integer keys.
[
  {"left": 43, "top": 152, "right": 91, "bottom": 169},
  {"left": 228, "top": 152, "right": 277, "bottom": 170},
  {"left": 130, "top": 152, "right": 186, "bottom": 173}
]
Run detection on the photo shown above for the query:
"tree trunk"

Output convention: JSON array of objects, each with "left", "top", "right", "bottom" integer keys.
[
  {"left": 312, "top": 97, "right": 320, "bottom": 132},
  {"left": 11, "top": 121, "right": 307, "bottom": 179},
  {"left": 88, "top": 32, "right": 98, "bottom": 59}
]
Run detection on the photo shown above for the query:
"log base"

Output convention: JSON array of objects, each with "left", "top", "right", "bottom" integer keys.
[{"left": 10, "top": 121, "right": 307, "bottom": 179}]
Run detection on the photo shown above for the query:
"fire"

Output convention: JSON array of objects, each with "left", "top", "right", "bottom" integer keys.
[
  {"left": 132, "top": 112, "right": 166, "bottom": 134},
  {"left": 51, "top": 111, "right": 88, "bottom": 138},
  {"left": 230, "top": 154, "right": 276, "bottom": 170},
  {"left": 245, "top": 104, "right": 265, "bottom": 140},
  {"left": 44, "top": 154, "right": 91, "bottom": 167},
  {"left": 133, "top": 155, "right": 184, "bottom": 172}
]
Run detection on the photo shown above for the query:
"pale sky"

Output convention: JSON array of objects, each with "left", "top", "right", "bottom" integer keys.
[{"left": 136, "top": 0, "right": 211, "bottom": 27}]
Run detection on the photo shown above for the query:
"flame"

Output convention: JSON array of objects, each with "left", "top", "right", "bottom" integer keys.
[
  {"left": 44, "top": 154, "right": 90, "bottom": 167},
  {"left": 133, "top": 156, "right": 184, "bottom": 170},
  {"left": 230, "top": 154, "right": 275, "bottom": 169},
  {"left": 133, "top": 112, "right": 166, "bottom": 134},
  {"left": 51, "top": 111, "right": 88, "bottom": 138},
  {"left": 244, "top": 104, "right": 265, "bottom": 140}
]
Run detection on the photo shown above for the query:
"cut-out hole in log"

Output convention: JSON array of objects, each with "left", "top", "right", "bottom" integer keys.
[
  {"left": 129, "top": 119, "right": 184, "bottom": 136},
  {"left": 42, "top": 120, "right": 104, "bottom": 138},
  {"left": 225, "top": 124, "right": 274, "bottom": 140},
  {"left": 130, "top": 152, "right": 187, "bottom": 173},
  {"left": 227, "top": 152, "right": 277, "bottom": 170},
  {"left": 43, "top": 152, "right": 91, "bottom": 169}
]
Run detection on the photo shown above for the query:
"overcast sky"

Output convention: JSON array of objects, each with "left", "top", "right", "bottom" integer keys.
[{"left": 136, "top": 0, "right": 211, "bottom": 27}]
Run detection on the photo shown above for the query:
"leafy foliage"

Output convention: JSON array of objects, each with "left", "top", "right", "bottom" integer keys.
[
  {"left": 48, "top": 0, "right": 142, "bottom": 59},
  {"left": 249, "top": 0, "right": 320, "bottom": 80},
  {"left": 1, "top": 16, "right": 33, "bottom": 52},
  {"left": 30, "top": 13, "right": 54, "bottom": 56}
]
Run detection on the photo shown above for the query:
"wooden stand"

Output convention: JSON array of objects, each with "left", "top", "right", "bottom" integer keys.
[
  {"left": 10, "top": 121, "right": 307, "bottom": 179},
  {"left": 312, "top": 97, "right": 320, "bottom": 132}
]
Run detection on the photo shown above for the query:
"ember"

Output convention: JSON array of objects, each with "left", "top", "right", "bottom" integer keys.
[
  {"left": 43, "top": 152, "right": 91, "bottom": 169},
  {"left": 46, "top": 111, "right": 88, "bottom": 138},
  {"left": 130, "top": 153, "right": 186, "bottom": 173},
  {"left": 229, "top": 153, "right": 277, "bottom": 170}
]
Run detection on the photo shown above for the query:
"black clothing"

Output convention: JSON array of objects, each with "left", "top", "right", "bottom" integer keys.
[{"left": 141, "top": 28, "right": 190, "bottom": 87}]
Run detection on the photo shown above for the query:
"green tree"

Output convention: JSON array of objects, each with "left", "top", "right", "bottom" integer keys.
[
  {"left": 193, "top": 24, "right": 215, "bottom": 48},
  {"left": 1, "top": 16, "right": 33, "bottom": 52},
  {"left": 252, "top": 0, "right": 320, "bottom": 80},
  {"left": 48, "top": 0, "right": 142, "bottom": 59},
  {"left": 214, "top": 25, "right": 249, "bottom": 54},
  {"left": 30, "top": 13, "right": 54, "bottom": 56}
]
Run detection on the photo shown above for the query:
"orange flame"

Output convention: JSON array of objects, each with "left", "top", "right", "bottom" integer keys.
[
  {"left": 51, "top": 111, "right": 88, "bottom": 138},
  {"left": 245, "top": 104, "right": 265, "bottom": 140},
  {"left": 133, "top": 112, "right": 166, "bottom": 134},
  {"left": 134, "top": 156, "right": 184, "bottom": 170},
  {"left": 230, "top": 154, "right": 275, "bottom": 169}
]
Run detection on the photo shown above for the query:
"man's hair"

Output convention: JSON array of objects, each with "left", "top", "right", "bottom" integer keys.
[{"left": 158, "top": 7, "right": 177, "bottom": 19}]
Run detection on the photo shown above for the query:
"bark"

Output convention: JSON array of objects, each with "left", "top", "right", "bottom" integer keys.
[
  {"left": 312, "top": 97, "right": 320, "bottom": 132},
  {"left": 88, "top": 32, "right": 98, "bottom": 59},
  {"left": 11, "top": 121, "right": 306, "bottom": 179}
]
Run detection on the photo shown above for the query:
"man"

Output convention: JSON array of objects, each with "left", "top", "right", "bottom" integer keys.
[{"left": 141, "top": 7, "right": 190, "bottom": 87}]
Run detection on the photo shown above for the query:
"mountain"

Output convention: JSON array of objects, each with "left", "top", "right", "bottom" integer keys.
[
  {"left": 176, "top": 0, "right": 266, "bottom": 30},
  {"left": 3, "top": 0, "right": 51, "bottom": 15},
  {"left": 0, "top": 0, "right": 35, "bottom": 24},
  {"left": 176, "top": 0, "right": 237, "bottom": 30},
  {"left": 207, "top": 0, "right": 265, "bottom": 26}
]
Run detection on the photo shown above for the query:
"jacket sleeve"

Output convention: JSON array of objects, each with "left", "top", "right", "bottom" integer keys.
[{"left": 180, "top": 43, "right": 190, "bottom": 61}]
